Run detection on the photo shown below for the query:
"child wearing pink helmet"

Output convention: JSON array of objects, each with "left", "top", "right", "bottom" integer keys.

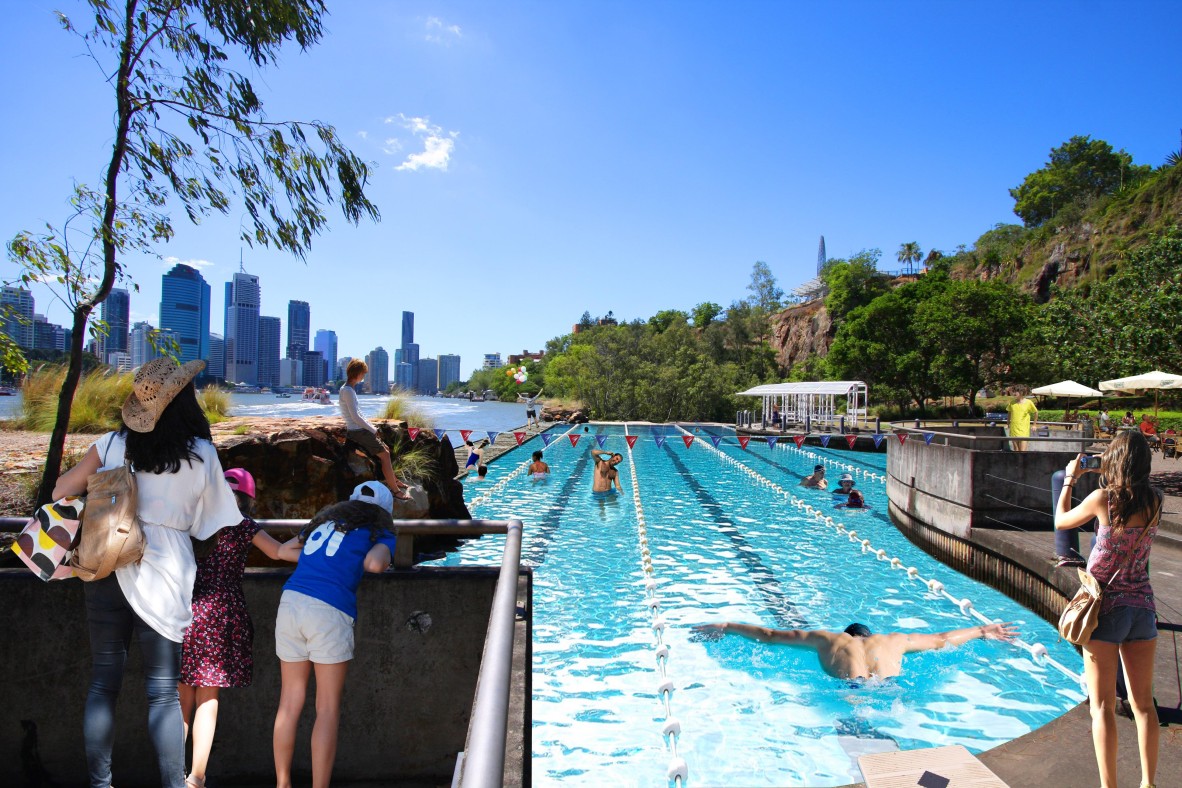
[{"left": 178, "top": 469, "right": 301, "bottom": 788}]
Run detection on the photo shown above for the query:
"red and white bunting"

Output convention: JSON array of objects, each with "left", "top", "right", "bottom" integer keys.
[
  {"left": 896, "top": 431, "right": 908, "bottom": 445},
  {"left": 513, "top": 431, "right": 526, "bottom": 445},
  {"left": 845, "top": 435, "right": 857, "bottom": 449},
  {"left": 569, "top": 434, "right": 581, "bottom": 447},
  {"left": 738, "top": 435, "right": 750, "bottom": 449},
  {"left": 460, "top": 429, "right": 473, "bottom": 442},
  {"left": 408, "top": 427, "right": 420, "bottom": 441},
  {"left": 682, "top": 435, "right": 694, "bottom": 448},
  {"left": 625, "top": 435, "right": 638, "bottom": 449},
  {"left": 793, "top": 435, "right": 806, "bottom": 448}
]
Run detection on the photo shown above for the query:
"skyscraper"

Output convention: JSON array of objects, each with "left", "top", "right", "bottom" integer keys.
[
  {"left": 399, "top": 310, "right": 418, "bottom": 390},
  {"left": 304, "top": 350, "right": 325, "bottom": 387},
  {"left": 364, "top": 346, "right": 389, "bottom": 394},
  {"left": 100, "top": 288, "right": 130, "bottom": 361},
  {"left": 313, "top": 329, "right": 337, "bottom": 383},
  {"left": 395, "top": 362, "right": 414, "bottom": 390},
  {"left": 438, "top": 354, "right": 461, "bottom": 391},
  {"left": 129, "top": 321, "right": 161, "bottom": 368},
  {"left": 417, "top": 357, "right": 439, "bottom": 395},
  {"left": 1, "top": 286, "right": 35, "bottom": 349},
  {"left": 258, "top": 315, "right": 281, "bottom": 388},
  {"left": 286, "top": 300, "right": 310, "bottom": 362},
  {"left": 207, "top": 333, "right": 225, "bottom": 379},
  {"left": 817, "top": 235, "right": 827, "bottom": 275},
  {"left": 160, "top": 265, "right": 210, "bottom": 366},
  {"left": 225, "top": 271, "right": 260, "bottom": 384},
  {"left": 401, "top": 311, "right": 414, "bottom": 349}
]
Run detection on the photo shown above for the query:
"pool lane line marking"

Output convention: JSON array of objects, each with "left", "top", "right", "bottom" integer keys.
[
  {"left": 625, "top": 423, "right": 689, "bottom": 788},
  {"left": 674, "top": 425, "right": 1083, "bottom": 687}
]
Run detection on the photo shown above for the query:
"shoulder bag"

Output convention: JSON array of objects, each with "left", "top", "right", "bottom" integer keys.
[
  {"left": 11, "top": 498, "right": 85, "bottom": 581},
  {"left": 70, "top": 437, "right": 145, "bottom": 582}
]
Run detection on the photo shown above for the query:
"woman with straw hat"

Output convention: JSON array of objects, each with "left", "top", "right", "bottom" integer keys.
[{"left": 53, "top": 358, "right": 243, "bottom": 788}]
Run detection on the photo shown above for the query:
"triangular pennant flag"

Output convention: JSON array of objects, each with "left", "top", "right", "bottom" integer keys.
[
  {"left": 487, "top": 431, "right": 500, "bottom": 445},
  {"left": 596, "top": 435, "right": 607, "bottom": 448},
  {"left": 738, "top": 435, "right": 750, "bottom": 449},
  {"left": 433, "top": 429, "right": 447, "bottom": 441},
  {"left": 655, "top": 436, "right": 666, "bottom": 448},
  {"left": 923, "top": 432, "right": 935, "bottom": 445},
  {"left": 682, "top": 435, "right": 694, "bottom": 448},
  {"left": 625, "top": 435, "right": 638, "bottom": 449},
  {"left": 845, "top": 435, "right": 857, "bottom": 449},
  {"left": 820, "top": 435, "right": 831, "bottom": 448},
  {"left": 766, "top": 436, "right": 778, "bottom": 448},
  {"left": 896, "top": 431, "right": 908, "bottom": 445},
  {"left": 569, "top": 434, "right": 581, "bottom": 447},
  {"left": 541, "top": 434, "right": 554, "bottom": 446},
  {"left": 513, "top": 431, "right": 526, "bottom": 445},
  {"left": 793, "top": 435, "right": 806, "bottom": 448},
  {"left": 710, "top": 436, "right": 722, "bottom": 448},
  {"left": 872, "top": 433, "right": 884, "bottom": 448},
  {"left": 460, "top": 429, "right": 473, "bottom": 442},
  {"left": 408, "top": 427, "right": 420, "bottom": 441}
]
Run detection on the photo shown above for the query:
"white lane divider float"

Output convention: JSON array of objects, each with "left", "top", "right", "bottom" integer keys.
[
  {"left": 675, "top": 425, "right": 1082, "bottom": 687},
  {"left": 779, "top": 440, "right": 887, "bottom": 483},
  {"left": 626, "top": 424, "right": 688, "bottom": 788},
  {"left": 468, "top": 424, "right": 579, "bottom": 508}
]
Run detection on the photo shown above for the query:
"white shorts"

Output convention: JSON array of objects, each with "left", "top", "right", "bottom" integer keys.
[{"left": 275, "top": 590, "right": 355, "bottom": 664}]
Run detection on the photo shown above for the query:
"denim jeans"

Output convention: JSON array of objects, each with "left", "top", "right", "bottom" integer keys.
[{"left": 84, "top": 575, "right": 185, "bottom": 788}]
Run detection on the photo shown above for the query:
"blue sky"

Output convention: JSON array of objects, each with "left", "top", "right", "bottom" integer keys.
[{"left": 2, "top": 1, "right": 1179, "bottom": 378}]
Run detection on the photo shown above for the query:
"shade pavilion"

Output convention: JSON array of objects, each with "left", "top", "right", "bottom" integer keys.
[{"left": 736, "top": 381, "right": 869, "bottom": 430}]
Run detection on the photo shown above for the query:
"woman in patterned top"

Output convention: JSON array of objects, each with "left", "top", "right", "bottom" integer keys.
[
  {"left": 1055, "top": 431, "right": 1162, "bottom": 788},
  {"left": 179, "top": 469, "right": 301, "bottom": 788}
]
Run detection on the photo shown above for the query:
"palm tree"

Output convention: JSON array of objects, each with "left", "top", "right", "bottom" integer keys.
[{"left": 897, "top": 242, "right": 922, "bottom": 275}]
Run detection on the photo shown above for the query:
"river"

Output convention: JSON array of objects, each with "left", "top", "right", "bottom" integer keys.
[{"left": 0, "top": 393, "right": 532, "bottom": 436}]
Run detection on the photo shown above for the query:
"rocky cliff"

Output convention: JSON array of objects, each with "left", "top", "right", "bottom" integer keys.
[{"left": 769, "top": 299, "right": 832, "bottom": 370}]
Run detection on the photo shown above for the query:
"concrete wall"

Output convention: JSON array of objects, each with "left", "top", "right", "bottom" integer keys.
[
  {"left": 886, "top": 436, "right": 1100, "bottom": 537},
  {"left": 0, "top": 567, "right": 510, "bottom": 787}
]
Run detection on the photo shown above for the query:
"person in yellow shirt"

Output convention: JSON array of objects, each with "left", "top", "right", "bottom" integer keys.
[{"left": 1007, "top": 391, "right": 1039, "bottom": 451}]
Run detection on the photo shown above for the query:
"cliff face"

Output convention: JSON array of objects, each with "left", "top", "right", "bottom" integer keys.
[{"left": 769, "top": 300, "right": 832, "bottom": 370}]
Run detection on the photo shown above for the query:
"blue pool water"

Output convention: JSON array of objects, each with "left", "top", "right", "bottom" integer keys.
[{"left": 428, "top": 424, "right": 1084, "bottom": 787}]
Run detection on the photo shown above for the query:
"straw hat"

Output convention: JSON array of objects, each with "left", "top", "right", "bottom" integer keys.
[{"left": 122, "top": 358, "right": 206, "bottom": 433}]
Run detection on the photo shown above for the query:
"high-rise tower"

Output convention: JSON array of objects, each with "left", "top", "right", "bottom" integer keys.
[
  {"left": 100, "top": 288, "right": 131, "bottom": 362},
  {"left": 817, "top": 236, "right": 827, "bottom": 275},
  {"left": 160, "top": 265, "right": 210, "bottom": 366},
  {"left": 286, "top": 300, "right": 310, "bottom": 362},
  {"left": 314, "top": 329, "right": 337, "bottom": 383},
  {"left": 225, "top": 271, "right": 260, "bottom": 384},
  {"left": 258, "top": 316, "right": 281, "bottom": 387}
]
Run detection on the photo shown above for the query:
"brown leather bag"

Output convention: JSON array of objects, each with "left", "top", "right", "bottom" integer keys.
[{"left": 70, "top": 445, "right": 145, "bottom": 582}]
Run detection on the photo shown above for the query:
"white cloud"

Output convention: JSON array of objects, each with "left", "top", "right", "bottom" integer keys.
[
  {"left": 381, "top": 138, "right": 403, "bottom": 155},
  {"left": 376, "top": 114, "right": 459, "bottom": 172},
  {"left": 162, "top": 256, "right": 215, "bottom": 270},
  {"left": 424, "top": 16, "right": 462, "bottom": 45},
  {"left": 397, "top": 136, "right": 456, "bottom": 172},
  {"left": 357, "top": 130, "right": 368, "bottom": 140}
]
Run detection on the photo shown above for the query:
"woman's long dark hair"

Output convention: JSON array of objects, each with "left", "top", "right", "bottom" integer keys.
[
  {"left": 1101, "top": 430, "right": 1161, "bottom": 531},
  {"left": 119, "top": 383, "right": 211, "bottom": 474},
  {"left": 299, "top": 500, "right": 394, "bottom": 544}
]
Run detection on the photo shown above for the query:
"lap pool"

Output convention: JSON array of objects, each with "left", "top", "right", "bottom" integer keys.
[{"left": 426, "top": 424, "right": 1084, "bottom": 786}]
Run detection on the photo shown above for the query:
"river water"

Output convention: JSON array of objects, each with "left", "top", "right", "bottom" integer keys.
[{"left": 0, "top": 393, "right": 531, "bottom": 436}]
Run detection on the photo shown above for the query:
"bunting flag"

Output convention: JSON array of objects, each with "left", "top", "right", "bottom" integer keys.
[
  {"left": 460, "top": 429, "right": 473, "bottom": 442},
  {"left": 896, "top": 431, "right": 908, "bottom": 445},
  {"left": 682, "top": 435, "right": 694, "bottom": 448},
  {"left": 710, "top": 436, "right": 722, "bottom": 448},
  {"left": 625, "top": 435, "right": 638, "bottom": 449},
  {"left": 541, "top": 434, "right": 554, "bottom": 446},
  {"left": 923, "top": 432, "right": 935, "bottom": 445},
  {"left": 766, "top": 436, "right": 778, "bottom": 448},
  {"left": 872, "top": 433, "right": 884, "bottom": 448},
  {"left": 819, "top": 435, "right": 831, "bottom": 448},
  {"left": 596, "top": 435, "right": 608, "bottom": 448},
  {"left": 513, "top": 432, "right": 526, "bottom": 445},
  {"left": 433, "top": 429, "right": 447, "bottom": 441},
  {"left": 845, "top": 435, "right": 857, "bottom": 450},
  {"left": 793, "top": 435, "right": 806, "bottom": 449},
  {"left": 569, "top": 434, "right": 581, "bottom": 447},
  {"left": 408, "top": 427, "right": 420, "bottom": 441},
  {"left": 655, "top": 436, "right": 666, "bottom": 448},
  {"left": 738, "top": 435, "right": 750, "bottom": 449},
  {"left": 487, "top": 431, "right": 500, "bottom": 445}
]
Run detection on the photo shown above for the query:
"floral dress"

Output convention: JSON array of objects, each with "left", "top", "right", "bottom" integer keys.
[{"left": 181, "top": 518, "right": 260, "bottom": 687}]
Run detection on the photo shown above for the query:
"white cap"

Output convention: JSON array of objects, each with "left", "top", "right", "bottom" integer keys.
[{"left": 350, "top": 481, "right": 394, "bottom": 514}]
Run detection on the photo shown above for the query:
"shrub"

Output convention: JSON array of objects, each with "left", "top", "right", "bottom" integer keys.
[
  {"left": 19, "top": 365, "right": 133, "bottom": 433},
  {"left": 200, "top": 385, "right": 231, "bottom": 424}
]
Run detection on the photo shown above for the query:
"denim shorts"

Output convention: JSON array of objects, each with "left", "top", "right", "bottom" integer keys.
[{"left": 1090, "top": 605, "right": 1157, "bottom": 644}]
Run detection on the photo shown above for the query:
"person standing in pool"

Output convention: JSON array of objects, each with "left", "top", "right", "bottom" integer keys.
[
  {"left": 831, "top": 472, "right": 856, "bottom": 498},
  {"left": 591, "top": 450, "right": 623, "bottom": 494},
  {"left": 800, "top": 465, "right": 828, "bottom": 490},
  {"left": 691, "top": 621, "right": 1017, "bottom": 680},
  {"left": 529, "top": 450, "right": 550, "bottom": 480}
]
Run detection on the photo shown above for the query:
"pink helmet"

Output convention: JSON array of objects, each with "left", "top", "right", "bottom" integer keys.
[{"left": 224, "top": 468, "right": 256, "bottom": 499}]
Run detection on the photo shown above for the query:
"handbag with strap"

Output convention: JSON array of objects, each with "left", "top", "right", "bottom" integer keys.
[
  {"left": 1058, "top": 502, "right": 1158, "bottom": 645},
  {"left": 12, "top": 497, "right": 85, "bottom": 581},
  {"left": 70, "top": 437, "right": 145, "bottom": 582}
]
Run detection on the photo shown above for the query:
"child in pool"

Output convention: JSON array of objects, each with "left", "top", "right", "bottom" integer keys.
[
  {"left": 272, "top": 481, "right": 399, "bottom": 788},
  {"left": 179, "top": 469, "right": 302, "bottom": 788},
  {"left": 836, "top": 490, "right": 866, "bottom": 509},
  {"left": 529, "top": 450, "right": 550, "bottom": 480}
]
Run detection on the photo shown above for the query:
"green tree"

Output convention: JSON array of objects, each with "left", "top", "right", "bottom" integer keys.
[
  {"left": 7, "top": 1, "right": 378, "bottom": 504},
  {"left": 747, "top": 261, "right": 784, "bottom": 313},
  {"left": 822, "top": 249, "right": 889, "bottom": 324},
  {"left": 691, "top": 301, "right": 722, "bottom": 328},
  {"left": 649, "top": 309, "right": 689, "bottom": 333},
  {"left": 1010, "top": 135, "right": 1152, "bottom": 227},
  {"left": 896, "top": 242, "right": 922, "bottom": 275}
]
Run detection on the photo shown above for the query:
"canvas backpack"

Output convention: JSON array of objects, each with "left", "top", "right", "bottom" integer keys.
[{"left": 70, "top": 436, "right": 145, "bottom": 581}]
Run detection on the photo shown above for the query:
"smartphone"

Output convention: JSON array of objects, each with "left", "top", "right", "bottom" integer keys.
[{"left": 1079, "top": 455, "right": 1102, "bottom": 470}]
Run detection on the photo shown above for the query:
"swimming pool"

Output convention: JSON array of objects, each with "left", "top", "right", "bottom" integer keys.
[{"left": 428, "top": 424, "right": 1084, "bottom": 787}]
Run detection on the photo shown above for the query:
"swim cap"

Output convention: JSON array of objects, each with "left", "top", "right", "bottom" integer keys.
[{"left": 844, "top": 623, "right": 872, "bottom": 637}]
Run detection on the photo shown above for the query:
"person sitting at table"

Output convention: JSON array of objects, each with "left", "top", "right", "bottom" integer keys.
[
  {"left": 1138, "top": 414, "right": 1159, "bottom": 447},
  {"left": 1121, "top": 411, "right": 1136, "bottom": 427},
  {"left": 1098, "top": 407, "right": 1113, "bottom": 435}
]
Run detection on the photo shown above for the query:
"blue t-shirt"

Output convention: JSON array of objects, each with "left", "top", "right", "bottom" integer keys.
[{"left": 283, "top": 523, "right": 397, "bottom": 618}]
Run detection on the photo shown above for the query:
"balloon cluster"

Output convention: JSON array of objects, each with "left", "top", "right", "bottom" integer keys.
[{"left": 504, "top": 365, "right": 528, "bottom": 384}]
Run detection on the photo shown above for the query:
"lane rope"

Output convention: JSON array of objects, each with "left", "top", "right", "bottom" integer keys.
[{"left": 468, "top": 424, "right": 578, "bottom": 508}]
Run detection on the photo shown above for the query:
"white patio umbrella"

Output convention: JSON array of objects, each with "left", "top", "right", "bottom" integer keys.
[
  {"left": 1099, "top": 370, "right": 1182, "bottom": 417},
  {"left": 1030, "top": 380, "right": 1104, "bottom": 398}
]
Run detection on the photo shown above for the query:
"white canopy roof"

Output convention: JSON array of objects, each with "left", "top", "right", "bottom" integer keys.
[
  {"left": 736, "top": 381, "right": 867, "bottom": 397},
  {"left": 1031, "top": 380, "right": 1104, "bottom": 398},
  {"left": 1099, "top": 370, "right": 1182, "bottom": 392}
]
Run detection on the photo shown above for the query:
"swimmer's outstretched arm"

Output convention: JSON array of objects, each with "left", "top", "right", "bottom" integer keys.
[
  {"left": 692, "top": 622, "right": 824, "bottom": 648},
  {"left": 898, "top": 622, "right": 1017, "bottom": 653},
  {"left": 591, "top": 449, "right": 613, "bottom": 460}
]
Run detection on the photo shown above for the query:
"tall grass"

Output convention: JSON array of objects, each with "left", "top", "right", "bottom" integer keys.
[
  {"left": 199, "top": 385, "right": 231, "bottom": 424},
  {"left": 380, "top": 388, "right": 435, "bottom": 429},
  {"left": 19, "top": 366, "right": 133, "bottom": 433},
  {"left": 392, "top": 445, "right": 436, "bottom": 483}
]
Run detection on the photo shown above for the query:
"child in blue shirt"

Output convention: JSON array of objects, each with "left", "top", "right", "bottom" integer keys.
[{"left": 272, "top": 481, "right": 398, "bottom": 788}]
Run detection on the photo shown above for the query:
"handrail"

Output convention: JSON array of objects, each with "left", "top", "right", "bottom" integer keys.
[
  {"left": 458, "top": 519, "right": 523, "bottom": 788},
  {"left": 0, "top": 516, "right": 514, "bottom": 536}
]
